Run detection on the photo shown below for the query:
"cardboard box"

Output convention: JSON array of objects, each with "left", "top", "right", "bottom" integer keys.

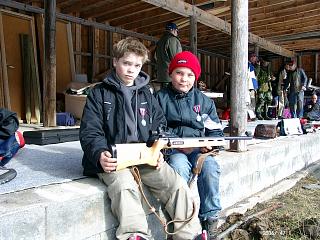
[
  {"left": 64, "top": 81, "right": 98, "bottom": 119},
  {"left": 65, "top": 94, "right": 87, "bottom": 119}
]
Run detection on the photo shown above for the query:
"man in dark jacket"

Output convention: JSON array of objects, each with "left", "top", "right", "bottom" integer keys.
[
  {"left": 156, "top": 51, "right": 223, "bottom": 237},
  {"left": 80, "top": 38, "right": 205, "bottom": 240},
  {"left": 285, "top": 60, "right": 308, "bottom": 118},
  {"left": 155, "top": 22, "right": 182, "bottom": 87}
]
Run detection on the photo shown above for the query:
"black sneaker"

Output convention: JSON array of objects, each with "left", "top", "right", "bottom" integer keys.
[
  {"left": 194, "top": 230, "right": 208, "bottom": 240},
  {"left": 202, "top": 219, "right": 218, "bottom": 237},
  {"left": 256, "top": 114, "right": 264, "bottom": 120},
  {"left": 264, "top": 115, "right": 272, "bottom": 120}
]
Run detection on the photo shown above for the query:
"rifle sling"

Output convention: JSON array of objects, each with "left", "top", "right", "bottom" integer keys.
[
  {"left": 130, "top": 166, "right": 197, "bottom": 235},
  {"left": 188, "top": 149, "right": 219, "bottom": 187}
]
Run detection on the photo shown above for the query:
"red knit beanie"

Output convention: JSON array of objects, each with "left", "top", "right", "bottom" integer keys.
[{"left": 169, "top": 51, "right": 201, "bottom": 80}]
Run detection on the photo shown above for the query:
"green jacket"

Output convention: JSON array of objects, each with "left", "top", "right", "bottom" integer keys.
[
  {"left": 255, "top": 64, "right": 272, "bottom": 93},
  {"left": 155, "top": 31, "right": 182, "bottom": 83}
]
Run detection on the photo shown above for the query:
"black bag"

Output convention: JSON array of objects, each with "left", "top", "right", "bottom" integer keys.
[
  {"left": 254, "top": 124, "right": 278, "bottom": 139},
  {"left": 0, "top": 108, "right": 19, "bottom": 139}
]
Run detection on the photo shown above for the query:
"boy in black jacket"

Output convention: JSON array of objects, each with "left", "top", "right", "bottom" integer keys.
[{"left": 80, "top": 38, "right": 205, "bottom": 240}]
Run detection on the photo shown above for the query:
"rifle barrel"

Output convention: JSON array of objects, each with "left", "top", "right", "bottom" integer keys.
[
  {"left": 224, "top": 136, "right": 253, "bottom": 140},
  {"left": 160, "top": 136, "right": 252, "bottom": 149}
]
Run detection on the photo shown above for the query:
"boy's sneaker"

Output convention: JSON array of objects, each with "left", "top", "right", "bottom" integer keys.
[
  {"left": 127, "top": 234, "right": 148, "bottom": 240},
  {"left": 202, "top": 218, "right": 219, "bottom": 237},
  {"left": 194, "top": 230, "right": 208, "bottom": 240}
]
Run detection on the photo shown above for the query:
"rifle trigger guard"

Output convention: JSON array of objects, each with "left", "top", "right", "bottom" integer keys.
[
  {"left": 166, "top": 138, "right": 172, "bottom": 147},
  {"left": 110, "top": 145, "right": 117, "bottom": 158}
]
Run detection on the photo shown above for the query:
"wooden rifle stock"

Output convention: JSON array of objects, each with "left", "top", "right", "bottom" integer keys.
[{"left": 112, "top": 136, "right": 252, "bottom": 171}]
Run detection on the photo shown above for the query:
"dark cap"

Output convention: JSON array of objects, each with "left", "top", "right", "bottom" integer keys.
[
  {"left": 260, "top": 56, "right": 271, "bottom": 62},
  {"left": 165, "top": 22, "right": 178, "bottom": 31},
  {"left": 248, "top": 52, "right": 258, "bottom": 58},
  {"left": 286, "top": 59, "right": 296, "bottom": 66}
]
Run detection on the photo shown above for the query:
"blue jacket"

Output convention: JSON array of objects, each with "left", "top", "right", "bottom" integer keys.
[
  {"left": 156, "top": 85, "right": 223, "bottom": 138},
  {"left": 248, "top": 62, "right": 258, "bottom": 90}
]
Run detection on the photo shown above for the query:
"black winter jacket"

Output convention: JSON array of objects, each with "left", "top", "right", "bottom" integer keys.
[
  {"left": 156, "top": 85, "right": 223, "bottom": 138},
  {"left": 80, "top": 71, "right": 166, "bottom": 176}
]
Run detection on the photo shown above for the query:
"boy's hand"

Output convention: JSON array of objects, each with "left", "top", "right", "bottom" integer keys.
[
  {"left": 200, "top": 146, "right": 212, "bottom": 153},
  {"left": 179, "top": 148, "right": 194, "bottom": 154},
  {"left": 156, "top": 152, "right": 164, "bottom": 170},
  {"left": 99, "top": 151, "right": 117, "bottom": 173}
]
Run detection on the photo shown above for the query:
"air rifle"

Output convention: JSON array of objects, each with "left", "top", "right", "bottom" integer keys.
[{"left": 111, "top": 127, "right": 252, "bottom": 171}]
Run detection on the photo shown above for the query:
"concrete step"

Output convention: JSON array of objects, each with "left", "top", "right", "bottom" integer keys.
[{"left": 1, "top": 132, "right": 320, "bottom": 240}]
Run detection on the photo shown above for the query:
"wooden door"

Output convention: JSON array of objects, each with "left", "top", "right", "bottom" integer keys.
[{"left": 0, "top": 10, "right": 39, "bottom": 120}]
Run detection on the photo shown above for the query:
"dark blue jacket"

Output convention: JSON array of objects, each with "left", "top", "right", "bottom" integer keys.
[{"left": 156, "top": 85, "right": 223, "bottom": 138}]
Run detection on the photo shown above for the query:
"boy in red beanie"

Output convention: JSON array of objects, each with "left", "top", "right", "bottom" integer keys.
[{"left": 156, "top": 51, "right": 223, "bottom": 237}]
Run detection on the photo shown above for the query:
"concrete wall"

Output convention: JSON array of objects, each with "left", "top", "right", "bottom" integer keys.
[{"left": 1, "top": 133, "right": 320, "bottom": 240}]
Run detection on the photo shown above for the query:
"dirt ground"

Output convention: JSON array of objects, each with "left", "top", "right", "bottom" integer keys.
[{"left": 215, "top": 166, "right": 320, "bottom": 240}]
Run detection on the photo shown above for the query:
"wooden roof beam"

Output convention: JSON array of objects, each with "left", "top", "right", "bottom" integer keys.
[
  {"left": 141, "top": 0, "right": 295, "bottom": 57},
  {"left": 270, "top": 31, "right": 320, "bottom": 42}
]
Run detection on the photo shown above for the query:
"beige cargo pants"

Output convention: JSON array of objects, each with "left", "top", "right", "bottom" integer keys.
[{"left": 98, "top": 162, "right": 202, "bottom": 240}]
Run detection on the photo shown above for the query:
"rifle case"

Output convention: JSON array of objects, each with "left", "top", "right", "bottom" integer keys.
[{"left": 23, "top": 128, "right": 79, "bottom": 145}]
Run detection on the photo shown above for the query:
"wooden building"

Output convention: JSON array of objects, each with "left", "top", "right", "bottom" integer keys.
[{"left": 0, "top": 0, "right": 319, "bottom": 128}]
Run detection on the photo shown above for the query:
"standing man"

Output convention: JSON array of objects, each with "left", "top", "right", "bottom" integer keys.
[
  {"left": 255, "top": 57, "right": 273, "bottom": 120},
  {"left": 286, "top": 60, "right": 308, "bottom": 118},
  {"left": 155, "top": 22, "right": 182, "bottom": 88},
  {"left": 156, "top": 51, "right": 223, "bottom": 238},
  {"left": 275, "top": 61, "right": 290, "bottom": 119},
  {"left": 247, "top": 52, "right": 259, "bottom": 118}
]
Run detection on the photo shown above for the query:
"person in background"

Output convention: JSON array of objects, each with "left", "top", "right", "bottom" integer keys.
[
  {"left": 255, "top": 57, "right": 274, "bottom": 120},
  {"left": 80, "top": 38, "right": 205, "bottom": 240},
  {"left": 285, "top": 60, "right": 308, "bottom": 118},
  {"left": 247, "top": 52, "right": 259, "bottom": 119},
  {"left": 304, "top": 93, "right": 320, "bottom": 121},
  {"left": 275, "top": 61, "right": 290, "bottom": 119},
  {"left": 156, "top": 51, "right": 223, "bottom": 237},
  {"left": 155, "top": 22, "right": 182, "bottom": 88}
]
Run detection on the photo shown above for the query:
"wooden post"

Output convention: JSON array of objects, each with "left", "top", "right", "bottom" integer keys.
[
  {"left": 87, "top": 25, "right": 94, "bottom": 83},
  {"left": 315, "top": 53, "right": 318, "bottom": 84},
  {"left": 94, "top": 27, "right": 100, "bottom": 77},
  {"left": 254, "top": 45, "right": 259, "bottom": 56},
  {"left": 230, "top": 0, "right": 248, "bottom": 152},
  {"left": 75, "top": 12, "right": 82, "bottom": 74},
  {"left": 107, "top": 31, "right": 113, "bottom": 70},
  {"left": 297, "top": 55, "right": 302, "bottom": 68},
  {"left": 189, "top": 15, "right": 197, "bottom": 55},
  {"left": 44, "top": 0, "right": 56, "bottom": 126}
]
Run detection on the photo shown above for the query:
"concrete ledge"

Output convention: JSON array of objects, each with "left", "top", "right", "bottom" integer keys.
[
  {"left": 0, "top": 178, "right": 168, "bottom": 240},
  {"left": 217, "top": 133, "right": 320, "bottom": 208},
  {"left": 1, "top": 132, "right": 320, "bottom": 240}
]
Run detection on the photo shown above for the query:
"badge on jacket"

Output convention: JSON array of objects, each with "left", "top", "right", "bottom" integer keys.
[
  {"left": 193, "top": 105, "right": 202, "bottom": 122},
  {"left": 139, "top": 108, "right": 147, "bottom": 126}
]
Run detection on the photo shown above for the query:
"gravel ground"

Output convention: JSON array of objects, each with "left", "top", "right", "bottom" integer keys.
[{"left": 214, "top": 162, "right": 320, "bottom": 240}]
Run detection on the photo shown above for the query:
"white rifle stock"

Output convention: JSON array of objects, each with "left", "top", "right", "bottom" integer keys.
[{"left": 112, "top": 135, "right": 251, "bottom": 171}]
